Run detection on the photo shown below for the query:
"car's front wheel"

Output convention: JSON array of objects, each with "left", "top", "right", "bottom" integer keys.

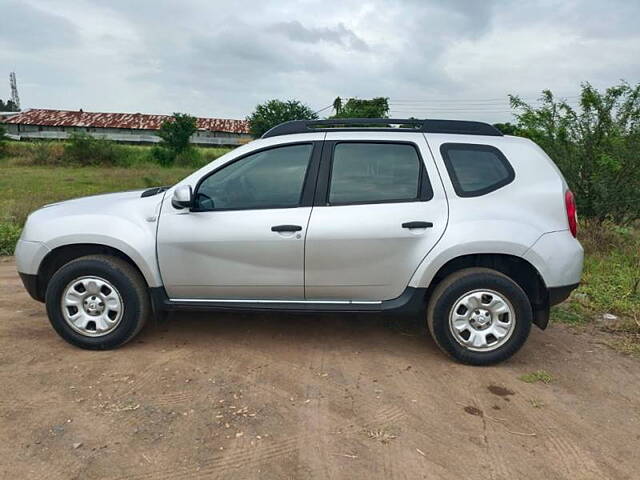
[
  {"left": 45, "top": 255, "right": 149, "bottom": 349},
  {"left": 427, "top": 267, "right": 532, "bottom": 365}
]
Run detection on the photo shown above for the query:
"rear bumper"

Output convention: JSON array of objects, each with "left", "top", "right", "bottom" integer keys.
[
  {"left": 533, "top": 282, "right": 580, "bottom": 330},
  {"left": 523, "top": 230, "right": 583, "bottom": 288},
  {"left": 548, "top": 283, "right": 579, "bottom": 306},
  {"left": 19, "top": 272, "right": 44, "bottom": 302}
]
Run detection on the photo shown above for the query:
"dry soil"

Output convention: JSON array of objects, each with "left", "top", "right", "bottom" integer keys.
[{"left": 1, "top": 257, "right": 639, "bottom": 479}]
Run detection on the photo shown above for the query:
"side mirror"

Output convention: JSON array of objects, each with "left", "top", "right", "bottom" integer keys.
[{"left": 172, "top": 185, "right": 193, "bottom": 209}]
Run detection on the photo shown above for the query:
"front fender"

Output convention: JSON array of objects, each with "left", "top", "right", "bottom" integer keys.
[
  {"left": 20, "top": 193, "right": 164, "bottom": 287},
  {"left": 44, "top": 227, "right": 162, "bottom": 287}
]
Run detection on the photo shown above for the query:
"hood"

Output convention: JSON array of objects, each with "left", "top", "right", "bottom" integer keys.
[
  {"left": 41, "top": 189, "right": 147, "bottom": 210},
  {"left": 21, "top": 189, "right": 165, "bottom": 243}
]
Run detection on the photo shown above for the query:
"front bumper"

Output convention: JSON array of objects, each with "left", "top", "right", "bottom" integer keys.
[
  {"left": 15, "top": 239, "right": 50, "bottom": 276},
  {"left": 19, "top": 272, "right": 43, "bottom": 302}
]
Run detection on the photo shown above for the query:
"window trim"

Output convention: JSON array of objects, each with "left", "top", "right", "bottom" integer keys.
[
  {"left": 191, "top": 141, "right": 322, "bottom": 213},
  {"left": 314, "top": 140, "right": 434, "bottom": 207},
  {"left": 440, "top": 142, "right": 515, "bottom": 198}
]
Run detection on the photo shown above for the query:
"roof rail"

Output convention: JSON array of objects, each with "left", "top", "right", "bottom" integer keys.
[{"left": 261, "top": 118, "right": 503, "bottom": 138}]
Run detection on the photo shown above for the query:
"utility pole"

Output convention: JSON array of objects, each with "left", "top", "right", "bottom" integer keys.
[{"left": 9, "top": 72, "right": 20, "bottom": 111}]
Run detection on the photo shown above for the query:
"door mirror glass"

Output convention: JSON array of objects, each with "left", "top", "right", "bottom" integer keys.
[{"left": 172, "top": 185, "right": 193, "bottom": 209}]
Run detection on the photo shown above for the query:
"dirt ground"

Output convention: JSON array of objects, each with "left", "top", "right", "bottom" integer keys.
[{"left": 1, "top": 257, "right": 639, "bottom": 480}]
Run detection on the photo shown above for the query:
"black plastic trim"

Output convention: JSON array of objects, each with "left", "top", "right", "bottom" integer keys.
[
  {"left": 314, "top": 140, "right": 433, "bottom": 207},
  {"left": 141, "top": 186, "right": 170, "bottom": 198},
  {"left": 548, "top": 283, "right": 579, "bottom": 306},
  {"left": 19, "top": 272, "right": 43, "bottom": 302},
  {"left": 402, "top": 221, "right": 433, "bottom": 229},
  {"left": 271, "top": 224, "right": 302, "bottom": 232},
  {"left": 440, "top": 143, "right": 515, "bottom": 198},
  {"left": 262, "top": 118, "right": 503, "bottom": 138},
  {"left": 533, "top": 303, "right": 550, "bottom": 330},
  {"left": 149, "top": 287, "right": 426, "bottom": 316}
]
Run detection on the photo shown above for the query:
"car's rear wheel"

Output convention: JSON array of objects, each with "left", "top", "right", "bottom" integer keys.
[
  {"left": 45, "top": 255, "right": 149, "bottom": 349},
  {"left": 427, "top": 267, "right": 532, "bottom": 365}
]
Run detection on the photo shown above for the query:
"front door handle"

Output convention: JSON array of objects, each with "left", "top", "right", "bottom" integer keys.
[
  {"left": 402, "top": 221, "right": 433, "bottom": 229},
  {"left": 271, "top": 224, "right": 303, "bottom": 232}
]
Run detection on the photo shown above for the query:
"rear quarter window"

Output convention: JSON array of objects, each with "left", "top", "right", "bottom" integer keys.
[{"left": 440, "top": 143, "right": 514, "bottom": 197}]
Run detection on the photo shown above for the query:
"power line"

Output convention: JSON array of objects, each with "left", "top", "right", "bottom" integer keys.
[
  {"left": 389, "top": 95, "right": 580, "bottom": 104},
  {"left": 313, "top": 104, "right": 333, "bottom": 115}
]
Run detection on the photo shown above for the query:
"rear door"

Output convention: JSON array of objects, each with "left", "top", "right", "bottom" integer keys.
[{"left": 304, "top": 132, "right": 448, "bottom": 301}]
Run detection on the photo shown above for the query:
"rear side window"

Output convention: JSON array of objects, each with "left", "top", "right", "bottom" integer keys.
[
  {"left": 329, "top": 142, "right": 431, "bottom": 205},
  {"left": 440, "top": 143, "right": 514, "bottom": 197}
]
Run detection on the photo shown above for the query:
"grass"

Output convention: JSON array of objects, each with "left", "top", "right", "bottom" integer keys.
[
  {"left": 1, "top": 140, "right": 232, "bottom": 168},
  {"left": 550, "top": 220, "right": 640, "bottom": 353},
  {"left": 519, "top": 370, "right": 554, "bottom": 384},
  {"left": 0, "top": 161, "right": 195, "bottom": 254},
  {"left": 0, "top": 139, "right": 234, "bottom": 255},
  {"left": 529, "top": 399, "right": 545, "bottom": 408}
]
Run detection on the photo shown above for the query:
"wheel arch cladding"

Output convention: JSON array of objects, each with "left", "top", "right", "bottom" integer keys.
[
  {"left": 424, "top": 253, "right": 548, "bottom": 325},
  {"left": 35, "top": 243, "right": 151, "bottom": 302}
]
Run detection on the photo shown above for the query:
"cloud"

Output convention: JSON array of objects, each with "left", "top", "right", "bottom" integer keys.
[
  {"left": 268, "top": 21, "right": 369, "bottom": 51},
  {"left": 0, "top": 0, "right": 79, "bottom": 50},
  {"left": 2, "top": 0, "right": 639, "bottom": 123}
]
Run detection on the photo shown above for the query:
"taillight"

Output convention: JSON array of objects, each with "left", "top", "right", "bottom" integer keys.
[{"left": 565, "top": 190, "right": 578, "bottom": 237}]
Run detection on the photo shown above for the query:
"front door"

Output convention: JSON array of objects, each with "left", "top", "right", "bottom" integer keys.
[
  {"left": 157, "top": 142, "right": 320, "bottom": 300},
  {"left": 304, "top": 133, "right": 448, "bottom": 301}
]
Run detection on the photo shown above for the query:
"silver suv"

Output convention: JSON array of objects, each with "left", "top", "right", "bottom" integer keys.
[{"left": 15, "top": 119, "right": 583, "bottom": 365}]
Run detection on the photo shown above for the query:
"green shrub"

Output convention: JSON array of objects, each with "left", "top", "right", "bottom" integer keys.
[
  {"left": 0, "top": 222, "right": 22, "bottom": 256},
  {"left": 0, "top": 141, "right": 65, "bottom": 166},
  {"left": 63, "top": 133, "right": 122, "bottom": 166},
  {"left": 510, "top": 82, "right": 640, "bottom": 224},
  {"left": 150, "top": 145, "right": 175, "bottom": 167},
  {"left": 199, "top": 147, "right": 230, "bottom": 164},
  {"left": 175, "top": 147, "right": 204, "bottom": 167},
  {"left": 0, "top": 124, "right": 6, "bottom": 157},
  {"left": 32, "top": 142, "right": 65, "bottom": 165}
]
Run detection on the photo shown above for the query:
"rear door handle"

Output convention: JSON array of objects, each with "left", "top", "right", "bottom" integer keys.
[
  {"left": 271, "top": 224, "right": 303, "bottom": 232},
  {"left": 402, "top": 221, "right": 433, "bottom": 229}
]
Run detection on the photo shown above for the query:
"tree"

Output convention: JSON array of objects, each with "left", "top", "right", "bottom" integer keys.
[
  {"left": 332, "top": 97, "right": 342, "bottom": 116},
  {"left": 152, "top": 113, "right": 198, "bottom": 167},
  {"left": 331, "top": 97, "right": 389, "bottom": 119},
  {"left": 247, "top": 100, "right": 318, "bottom": 137},
  {"left": 158, "top": 113, "right": 197, "bottom": 153},
  {"left": 493, "top": 122, "right": 520, "bottom": 135},
  {"left": 0, "top": 99, "right": 20, "bottom": 112},
  {"left": 510, "top": 82, "right": 640, "bottom": 224}
]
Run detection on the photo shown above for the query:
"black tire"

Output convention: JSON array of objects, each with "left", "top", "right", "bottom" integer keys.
[
  {"left": 45, "top": 255, "right": 150, "bottom": 350},
  {"left": 426, "top": 267, "right": 532, "bottom": 365}
]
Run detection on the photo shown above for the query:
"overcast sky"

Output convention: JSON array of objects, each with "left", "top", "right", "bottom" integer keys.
[{"left": 2, "top": 0, "right": 639, "bottom": 122}]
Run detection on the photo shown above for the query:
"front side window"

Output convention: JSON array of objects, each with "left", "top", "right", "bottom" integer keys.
[
  {"left": 440, "top": 143, "right": 514, "bottom": 197},
  {"left": 328, "top": 142, "right": 426, "bottom": 205},
  {"left": 194, "top": 143, "right": 313, "bottom": 211}
]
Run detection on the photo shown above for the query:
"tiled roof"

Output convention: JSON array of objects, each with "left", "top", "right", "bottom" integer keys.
[{"left": 4, "top": 109, "right": 249, "bottom": 134}]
